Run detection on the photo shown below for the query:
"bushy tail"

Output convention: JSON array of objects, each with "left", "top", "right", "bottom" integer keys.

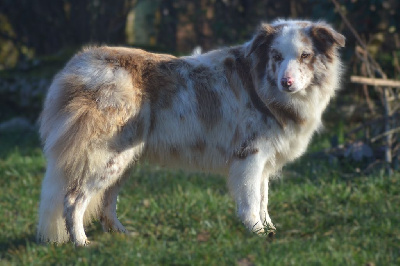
[
  {"left": 37, "top": 47, "right": 140, "bottom": 243},
  {"left": 37, "top": 158, "right": 69, "bottom": 243}
]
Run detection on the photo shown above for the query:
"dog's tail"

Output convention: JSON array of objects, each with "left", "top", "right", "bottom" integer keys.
[
  {"left": 37, "top": 157, "right": 70, "bottom": 243},
  {"left": 37, "top": 48, "right": 140, "bottom": 243}
]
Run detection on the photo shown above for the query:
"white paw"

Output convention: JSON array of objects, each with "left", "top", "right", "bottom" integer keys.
[
  {"left": 259, "top": 211, "right": 275, "bottom": 230},
  {"left": 74, "top": 238, "right": 90, "bottom": 247},
  {"left": 251, "top": 221, "right": 265, "bottom": 234},
  {"left": 239, "top": 211, "right": 264, "bottom": 233}
]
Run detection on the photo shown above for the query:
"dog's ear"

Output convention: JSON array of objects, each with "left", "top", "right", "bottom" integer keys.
[
  {"left": 310, "top": 24, "right": 345, "bottom": 49},
  {"left": 246, "top": 24, "right": 276, "bottom": 57}
]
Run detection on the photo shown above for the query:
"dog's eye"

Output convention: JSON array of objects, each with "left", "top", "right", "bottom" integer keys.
[
  {"left": 273, "top": 54, "right": 283, "bottom": 61},
  {"left": 301, "top": 53, "right": 310, "bottom": 59}
]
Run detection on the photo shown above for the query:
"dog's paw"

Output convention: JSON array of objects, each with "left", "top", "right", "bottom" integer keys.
[
  {"left": 264, "top": 222, "right": 276, "bottom": 231},
  {"left": 100, "top": 216, "right": 128, "bottom": 234},
  {"left": 263, "top": 222, "right": 276, "bottom": 238},
  {"left": 74, "top": 238, "right": 90, "bottom": 247},
  {"left": 251, "top": 221, "right": 265, "bottom": 235},
  {"left": 251, "top": 221, "right": 276, "bottom": 238}
]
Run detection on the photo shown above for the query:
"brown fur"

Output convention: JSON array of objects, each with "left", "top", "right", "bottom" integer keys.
[
  {"left": 191, "top": 139, "right": 207, "bottom": 153},
  {"left": 192, "top": 66, "right": 222, "bottom": 130},
  {"left": 267, "top": 101, "right": 305, "bottom": 128},
  {"left": 233, "top": 133, "right": 259, "bottom": 159},
  {"left": 223, "top": 57, "right": 241, "bottom": 100},
  {"left": 310, "top": 26, "right": 345, "bottom": 62}
]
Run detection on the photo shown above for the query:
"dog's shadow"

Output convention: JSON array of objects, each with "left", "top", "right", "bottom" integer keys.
[
  {"left": 0, "top": 129, "right": 41, "bottom": 159},
  {"left": 0, "top": 233, "right": 36, "bottom": 255}
]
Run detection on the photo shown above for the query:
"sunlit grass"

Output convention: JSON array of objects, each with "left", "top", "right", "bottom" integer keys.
[{"left": 0, "top": 130, "right": 399, "bottom": 265}]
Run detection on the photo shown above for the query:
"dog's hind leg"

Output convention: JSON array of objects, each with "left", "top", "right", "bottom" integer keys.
[
  {"left": 100, "top": 172, "right": 130, "bottom": 233},
  {"left": 98, "top": 148, "right": 141, "bottom": 233},
  {"left": 64, "top": 148, "right": 137, "bottom": 246},
  {"left": 64, "top": 187, "right": 92, "bottom": 246}
]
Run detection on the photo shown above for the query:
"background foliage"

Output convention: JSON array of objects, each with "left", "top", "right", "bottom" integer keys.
[
  {"left": 1, "top": 0, "right": 399, "bottom": 169},
  {"left": 0, "top": 0, "right": 399, "bottom": 264},
  {"left": 0, "top": 0, "right": 399, "bottom": 71}
]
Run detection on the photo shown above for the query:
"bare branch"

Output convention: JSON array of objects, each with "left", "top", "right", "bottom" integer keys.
[
  {"left": 371, "top": 127, "right": 400, "bottom": 143},
  {"left": 330, "top": 0, "right": 387, "bottom": 78},
  {"left": 350, "top": 76, "right": 400, "bottom": 88}
]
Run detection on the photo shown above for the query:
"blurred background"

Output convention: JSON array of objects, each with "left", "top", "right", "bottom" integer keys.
[{"left": 0, "top": 0, "right": 399, "bottom": 172}]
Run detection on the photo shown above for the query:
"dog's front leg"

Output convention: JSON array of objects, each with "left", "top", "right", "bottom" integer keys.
[
  {"left": 228, "top": 155, "right": 265, "bottom": 234},
  {"left": 259, "top": 172, "right": 276, "bottom": 232}
]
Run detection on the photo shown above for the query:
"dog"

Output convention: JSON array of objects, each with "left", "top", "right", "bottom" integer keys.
[{"left": 37, "top": 19, "right": 345, "bottom": 246}]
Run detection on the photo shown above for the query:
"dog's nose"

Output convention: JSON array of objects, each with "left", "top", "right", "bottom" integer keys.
[{"left": 281, "top": 77, "right": 294, "bottom": 89}]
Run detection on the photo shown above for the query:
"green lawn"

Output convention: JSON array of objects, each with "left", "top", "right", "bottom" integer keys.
[{"left": 0, "top": 130, "right": 399, "bottom": 265}]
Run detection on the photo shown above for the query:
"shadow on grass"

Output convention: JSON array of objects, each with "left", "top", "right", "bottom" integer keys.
[
  {"left": 0, "top": 129, "right": 41, "bottom": 159},
  {"left": 0, "top": 234, "right": 36, "bottom": 254}
]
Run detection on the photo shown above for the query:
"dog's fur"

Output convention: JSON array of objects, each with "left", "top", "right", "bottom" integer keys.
[{"left": 38, "top": 19, "right": 345, "bottom": 246}]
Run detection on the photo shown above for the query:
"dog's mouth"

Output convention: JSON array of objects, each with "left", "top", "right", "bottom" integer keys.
[
  {"left": 278, "top": 84, "right": 301, "bottom": 94},
  {"left": 281, "top": 86, "right": 298, "bottom": 93},
  {"left": 279, "top": 77, "right": 300, "bottom": 94}
]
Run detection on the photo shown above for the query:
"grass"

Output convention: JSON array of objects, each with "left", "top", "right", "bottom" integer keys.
[{"left": 0, "top": 129, "right": 399, "bottom": 265}]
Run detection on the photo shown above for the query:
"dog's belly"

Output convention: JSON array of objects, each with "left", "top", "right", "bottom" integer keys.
[
  {"left": 142, "top": 134, "right": 234, "bottom": 174},
  {"left": 141, "top": 111, "right": 237, "bottom": 174},
  {"left": 142, "top": 144, "right": 231, "bottom": 174}
]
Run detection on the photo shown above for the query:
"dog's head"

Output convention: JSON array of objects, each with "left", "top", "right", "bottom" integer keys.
[{"left": 247, "top": 20, "right": 345, "bottom": 95}]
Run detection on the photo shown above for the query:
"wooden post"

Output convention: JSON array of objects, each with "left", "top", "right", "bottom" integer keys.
[
  {"left": 350, "top": 76, "right": 398, "bottom": 175},
  {"left": 382, "top": 87, "right": 393, "bottom": 175}
]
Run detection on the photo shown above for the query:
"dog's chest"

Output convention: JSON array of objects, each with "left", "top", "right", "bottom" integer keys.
[{"left": 271, "top": 118, "right": 320, "bottom": 169}]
